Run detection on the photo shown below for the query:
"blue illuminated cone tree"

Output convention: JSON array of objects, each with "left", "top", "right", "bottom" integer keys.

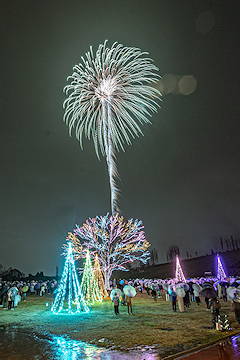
[
  {"left": 175, "top": 256, "right": 186, "bottom": 282},
  {"left": 80, "top": 249, "right": 102, "bottom": 305},
  {"left": 51, "top": 242, "right": 89, "bottom": 314}
]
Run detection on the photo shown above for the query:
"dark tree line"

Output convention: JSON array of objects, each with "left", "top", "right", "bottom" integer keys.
[
  {"left": 186, "top": 251, "right": 198, "bottom": 259},
  {"left": 220, "top": 236, "right": 240, "bottom": 252},
  {"left": 166, "top": 245, "right": 180, "bottom": 262},
  {"left": 150, "top": 248, "right": 158, "bottom": 265}
]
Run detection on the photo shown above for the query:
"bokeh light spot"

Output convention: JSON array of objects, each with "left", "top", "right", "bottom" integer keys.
[
  {"left": 178, "top": 75, "right": 197, "bottom": 95},
  {"left": 195, "top": 11, "right": 215, "bottom": 34},
  {"left": 158, "top": 74, "right": 177, "bottom": 95}
]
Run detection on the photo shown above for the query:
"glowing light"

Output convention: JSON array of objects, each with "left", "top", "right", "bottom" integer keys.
[
  {"left": 93, "top": 254, "right": 109, "bottom": 298},
  {"left": 175, "top": 256, "right": 186, "bottom": 282},
  {"left": 158, "top": 74, "right": 177, "bottom": 95},
  {"left": 66, "top": 213, "right": 150, "bottom": 289},
  {"left": 63, "top": 41, "right": 161, "bottom": 214},
  {"left": 158, "top": 74, "right": 197, "bottom": 96},
  {"left": 80, "top": 249, "right": 102, "bottom": 305},
  {"left": 51, "top": 242, "right": 89, "bottom": 314},
  {"left": 178, "top": 75, "right": 197, "bottom": 95},
  {"left": 50, "top": 334, "right": 159, "bottom": 359},
  {"left": 217, "top": 255, "right": 227, "bottom": 280}
]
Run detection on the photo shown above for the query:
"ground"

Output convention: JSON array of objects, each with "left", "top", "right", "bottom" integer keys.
[{"left": 0, "top": 292, "right": 239, "bottom": 358}]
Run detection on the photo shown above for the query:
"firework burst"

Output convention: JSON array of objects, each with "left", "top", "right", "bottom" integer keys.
[{"left": 63, "top": 40, "right": 161, "bottom": 213}]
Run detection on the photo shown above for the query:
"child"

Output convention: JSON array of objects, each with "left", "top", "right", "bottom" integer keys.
[
  {"left": 112, "top": 293, "right": 119, "bottom": 315},
  {"left": 171, "top": 291, "right": 177, "bottom": 312}
]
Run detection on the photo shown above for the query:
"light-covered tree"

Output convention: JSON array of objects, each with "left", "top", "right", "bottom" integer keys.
[
  {"left": 80, "top": 249, "right": 102, "bottom": 305},
  {"left": 66, "top": 213, "right": 150, "bottom": 289},
  {"left": 93, "top": 254, "right": 108, "bottom": 298}
]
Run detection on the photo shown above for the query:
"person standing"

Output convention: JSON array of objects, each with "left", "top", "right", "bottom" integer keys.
[
  {"left": 165, "top": 288, "right": 170, "bottom": 301},
  {"left": 193, "top": 288, "right": 201, "bottom": 305},
  {"left": 112, "top": 293, "right": 119, "bottom": 315},
  {"left": 40, "top": 283, "right": 45, "bottom": 296},
  {"left": 23, "top": 290, "right": 27, "bottom": 301},
  {"left": 177, "top": 294, "right": 184, "bottom": 312},
  {"left": 126, "top": 295, "right": 133, "bottom": 315},
  {"left": 205, "top": 297, "right": 210, "bottom": 310},
  {"left": 171, "top": 291, "right": 177, "bottom": 312},
  {"left": 151, "top": 287, "right": 157, "bottom": 301},
  {"left": 8, "top": 291, "right": 12, "bottom": 310},
  {"left": 209, "top": 297, "right": 221, "bottom": 328},
  {"left": 221, "top": 285, "right": 227, "bottom": 302},
  {"left": 233, "top": 292, "right": 240, "bottom": 324},
  {"left": 176, "top": 286, "right": 185, "bottom": 312}
]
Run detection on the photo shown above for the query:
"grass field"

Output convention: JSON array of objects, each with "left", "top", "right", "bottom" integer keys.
[{"left": 1, "top": 292, "right": 239, "bottom": 357}]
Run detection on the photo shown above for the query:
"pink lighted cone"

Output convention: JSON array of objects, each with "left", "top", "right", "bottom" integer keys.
[{"left": 175, "top": 256, "right": 186, "bottom": 282}]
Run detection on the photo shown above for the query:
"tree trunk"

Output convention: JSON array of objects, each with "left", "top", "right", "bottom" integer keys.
[{"left": 104, "top": 269, "right": 113, "bottom": 290}]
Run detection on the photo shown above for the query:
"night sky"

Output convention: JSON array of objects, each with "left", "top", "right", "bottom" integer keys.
[{"left": 1, "top": 1, "right": 240, "bottom": 277}]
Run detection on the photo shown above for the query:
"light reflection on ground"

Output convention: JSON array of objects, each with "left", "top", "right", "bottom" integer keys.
[
  {"left": 49, "top": 335, "right": 158, "bottom": 359},
  {"left": 0, "top": 325, "right": 158, "bottom": 359},
  {"left": 1, "top": 324, "right": 239, "bottom": 359},
  {"left": 174, "top": 334, "right": 240, "bottom": 360}
]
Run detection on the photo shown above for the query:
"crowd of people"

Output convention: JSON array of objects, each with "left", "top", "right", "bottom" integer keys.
[
  {"left": 110, "top": 276, "right": 240, "bottom": 327},
  {"left": 1, "top": 276, "right": 240, "bottom": 328},
  {"left": 0, "top": 279, "right": 58, "bottom": 310}
]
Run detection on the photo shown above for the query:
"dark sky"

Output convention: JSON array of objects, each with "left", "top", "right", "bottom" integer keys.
[{"left": 1, "top": 1, "right": 240, "bottom": 276}]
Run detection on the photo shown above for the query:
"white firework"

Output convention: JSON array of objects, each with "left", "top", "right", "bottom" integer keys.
[{"left": 63, "top": 40, "right": 161, "bottom": 214}]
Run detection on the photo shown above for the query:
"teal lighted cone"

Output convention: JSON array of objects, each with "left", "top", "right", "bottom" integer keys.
[
  {"left": 217, "top": 255, "right": 227, "bottom": 280},
  {"left": 51, "top": 242, "right": 89, "bottom": 314},
  {"left": 80, "top": 249, "right": 102, "bottom": 305},
  {"left": 175, "top": 256, "right": 186, "bottom": 282}
]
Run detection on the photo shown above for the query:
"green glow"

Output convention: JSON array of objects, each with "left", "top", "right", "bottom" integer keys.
[{"left": 80, "top": 249, "right": 102, "bottom": 305}]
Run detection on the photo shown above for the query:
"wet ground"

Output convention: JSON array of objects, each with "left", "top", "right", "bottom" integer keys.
[
  {"left": 0, "top": 325, "right": 239, "bottom": 359},
  {"left": 0, "top": 325, "right": 158, "bottom": 359},
  {"left": 174, "top": 334, "right": 240, "bottom": 360}
]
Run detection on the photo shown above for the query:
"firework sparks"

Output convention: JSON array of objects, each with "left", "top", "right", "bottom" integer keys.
[{"left": 63, "top": 40, "right": 161, "bottom": 213}]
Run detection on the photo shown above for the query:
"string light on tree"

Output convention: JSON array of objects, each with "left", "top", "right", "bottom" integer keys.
[
  {"left": 51, "top": 242, "right": 89, "bottom": 314},
  {"left": 67, "top": 213, "right": 150, "bottom": 289},
  {"left": 217, "top": 255, "right": 227, "bottom": 280},
  {"left": 81, "top": 249, "right": 102, "bottom": 305},
  {"left": 175, "top": 256, "right": 186, "bottom": 282},
  {"left": 93, "top": 254, "right": 108, "bottom": 298}
]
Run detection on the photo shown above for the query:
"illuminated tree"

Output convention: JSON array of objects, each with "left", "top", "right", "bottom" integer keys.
[
  {"left": 67, "top": 213, "right": 150, "bottom": 289},
  {"left": 217, "top": 255, "right": 227, "bottom": 280},
  {"left": 93, "top": 254, "right": 108, "bottom": 298},
  {"left": 63, "top": 41, "right": 161, "bottom": 214},
  {"left": 51, "top": 242, "right": 89, "bottom": 314},
  {"left": 175, "top": 256, "right": 186, "bottom": 283},
  {"left": 80, "top": 249, "right": 102, "bottom": 305}
]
